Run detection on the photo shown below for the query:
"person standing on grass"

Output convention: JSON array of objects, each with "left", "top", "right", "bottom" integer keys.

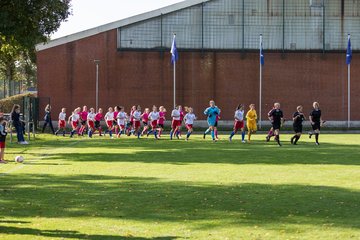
[
  {"left": 42, "top": 104, "right": 55, "bottom": 134},
  {"left": 0, "top": 117, "right": 8, "bottom": 164},
  {"left": 229, "top": 104, "right": 246, "bottom": 143},
  {"left": 309, "top": 102, "right": 323, "bottom": 146},
  {"left": 246, "top": 104, "right": 257, "bottom": 142},
  {"left": 291, "top": 105, "right": 306, "bottom": 145},
  {"left": 55, "top": 108, "right": 67, "bottom": 136},
  {"left": 267, "top": 102, "right": 284, "bottom": 147},
  {"left": 11, "top": 104, "right": 28, "bottom": 144},
  {"left": 184, "top": 107, "right": 196, "bottom": 141},
  {"left": 69, "top": 107, "right": 81, "bottom": 138},
  {"left": 203, "top": 100, "right": 220, "bottom": 142}
]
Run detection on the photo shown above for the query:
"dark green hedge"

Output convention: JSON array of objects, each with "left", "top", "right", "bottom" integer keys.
[{"left": 0, "top": 93, "right": 36, "bottom": 113}]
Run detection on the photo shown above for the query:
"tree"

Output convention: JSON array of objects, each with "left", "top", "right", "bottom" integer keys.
[
  {"left": 0, "top": 36, "right": 21, "bottom": 97},
  {"left": 0, "top": 0, "right": 71, "bottom": 97},
  {"left": 0, "top": 0, "right": 72, "bottom": 50}
]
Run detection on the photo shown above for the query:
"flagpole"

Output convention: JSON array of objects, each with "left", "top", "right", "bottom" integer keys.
[
  {"left": 171, "top": 34, "right": 177, "bottom": 109},
  {"left": 259, "top": 34, "right": 263, "bottom": 129},
  {"left": 174, "top": 60, "right": 176, "bottom": 109},
  {"left": 347, "top": 33, "right": 351, "bottom": 129},
  {"left": 348, "top": 58, "right": 351, "bottom": 129}
]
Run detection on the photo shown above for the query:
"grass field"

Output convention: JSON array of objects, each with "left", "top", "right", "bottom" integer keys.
[{"left": 0, "top": 133, "right": 359, "bottom": 240}]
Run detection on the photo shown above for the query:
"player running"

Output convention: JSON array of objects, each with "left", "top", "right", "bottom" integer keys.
[
  {"left": 291, "top": 105, "right": 306, "bottom": 145},
  {"left": 170, "top": 105, "right": 181, "bottom": 140},
  {"left": 104, "top": 107, "right": 115, "bottom": 138},
  {"left": 94, "top": 108, "right": 104, "bottom": 136},
  {"left": 141, "top": 108, "right": 150, "bottom": 136},
  {"left": 309, "top": 102, "right": 323, "bottom": 145},
  {"left": 267, "top": 103, "right": 284, "bottom": 146},
  {"left": 229, "top": 104, "right": 246, "bottom": 143},
  {"left": 203, "top": 100, "right": 220, "bottom": 142},
  {"left": 69, "top": 107, "right": 81, "bottom": 138},
  {"left": 55, "top": 108, "right": 67, "bottom": 136},
  {"left": 147, "top": 105, "right": 160, "bottom": 139},
  {"left": 157, "top": 106, "right": 166, "bottom": 138},
  {"left": 184, "top": 107, "right": 196, "bottom": 141},
  {"left": 79, "top": 106, "right": 88, "bottom": 136},
  {"left": 116, "top": 106, "right": 128, "bottom": 138},
  {"left": 87, "top": 108, "right": 96, "bottom": 138},
  {"left": 132, "top": 105, "right": 142, "bottom": 138},
  {"left": 246, "top": 104, "right": 257, "bottom": 142}
]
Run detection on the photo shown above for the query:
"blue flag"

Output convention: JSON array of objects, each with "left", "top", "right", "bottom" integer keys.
[
  {"left": 260, "top": 36, "right": 264, "bottom": 66},
  {"left": 170, "top": 35, "right": 178, "bottom": 64},
  {"left": 346, "top": 34, "right": 352, "bottom": 65}
]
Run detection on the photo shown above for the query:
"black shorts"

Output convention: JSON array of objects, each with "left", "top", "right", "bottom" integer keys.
[
  {"left": 158, "top": 124, "right": 164, "bottom": 128},
  {"left": 312, "top": 122, "right": 321, "bottom": 131},
  {"left": 214, "top": 121, "right": 218, "bottom": 127},
  {"left": 95, "top": 121, "right": 101, "bottom": 128},
  {"left": 293, "top": 124, "right": 303, "bottom": 133},
  {"left": 81, "top": 120, "right": 86, "bottom": 125},
  {"left": 143, "top": 121, "right": 148, "bottom": 126},
  {"left": 272, "top": 122, "right": 281, "bottom": 130},
  {"left": 113, "top": 120, "right": 117, "bottom": 126}
]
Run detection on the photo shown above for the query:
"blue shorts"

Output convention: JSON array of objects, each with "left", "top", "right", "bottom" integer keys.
[{"left": 207, "top": 121, "right": 216, "bottom": 127}]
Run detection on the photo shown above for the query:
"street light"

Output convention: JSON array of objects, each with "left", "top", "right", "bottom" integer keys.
[{"left": 94, "top": 60, "right": 100, "bottom": 110}]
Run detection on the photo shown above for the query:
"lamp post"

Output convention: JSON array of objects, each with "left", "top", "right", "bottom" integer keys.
[{"left": 94, "top": 60, "right": 100, "bottom": 110}]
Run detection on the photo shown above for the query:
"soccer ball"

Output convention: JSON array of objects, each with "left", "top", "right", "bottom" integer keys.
[{"left": 15, "top": 156, "right": 24, "bottom": 163}]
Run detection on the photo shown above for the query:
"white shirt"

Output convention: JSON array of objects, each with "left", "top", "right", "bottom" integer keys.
[
  {"left": 87, "top": 112, "right": 96, "bottom": 121},
  {"left": 171, "top": 109, "right": 180, "bottom": 120},
  {"left": 71, "top": 113, "right": 80, "bottom": 122},
  {"left": 235, "top": 110, "right": 244, "bottom": 121},
  {"left": 149, "top": 111, "right": 160, "bottom": 121},
  {"left": 59, "top": 112, "right": 66, "bottom": 121},
  {"left": 104, "top": 112, "right": 114, "bottom": 121},
  {"left": 184, "top": 113, "right": 196, "bottom": 125},
  {"left": 133, "top": 110, "right": 141, "bottom": 121},
  {"left": 117, "top": 112, "right": 127, "bottom": 125}
]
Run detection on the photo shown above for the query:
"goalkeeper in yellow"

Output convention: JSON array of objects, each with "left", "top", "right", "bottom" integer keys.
[{"left": 246, "top": 104, "right": 257, "bottom": 142}]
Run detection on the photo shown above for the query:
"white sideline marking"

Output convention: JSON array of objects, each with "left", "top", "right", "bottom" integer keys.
[{"left": 0, "top": 141, "right": 79, "bottom": 176}]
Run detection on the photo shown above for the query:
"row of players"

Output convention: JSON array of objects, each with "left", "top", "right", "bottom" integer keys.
[{"left": 53, "top": 100, "right": 323, "bottom": 146}]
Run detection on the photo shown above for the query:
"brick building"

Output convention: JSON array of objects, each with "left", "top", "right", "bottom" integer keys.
[{"left": 36, "top": 0, "right": 360, "bottom": 124}]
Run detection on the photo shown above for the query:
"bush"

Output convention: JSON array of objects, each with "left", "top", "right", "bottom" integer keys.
[{"left": 0, "top": 93, "right": 36, "bottom": 113}]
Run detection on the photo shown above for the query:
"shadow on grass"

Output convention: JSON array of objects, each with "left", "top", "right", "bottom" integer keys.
[
  {"left": 0, "top": 225, "right": 178, "bottom": 240},
  {"left": 27, "top": 137, "right": 360, "bottom": 166},
  {"left": 0, "top": 174, "right": 359, "bottom": 231}
]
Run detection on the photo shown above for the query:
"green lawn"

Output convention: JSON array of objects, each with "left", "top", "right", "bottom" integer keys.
[{"left": 0, "top": 134, "right": 359, "bottom": 240}]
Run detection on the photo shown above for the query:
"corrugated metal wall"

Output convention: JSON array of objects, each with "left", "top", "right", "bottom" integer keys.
[{"left": 118, "top": 0, "right": 360, "bottom": 51}]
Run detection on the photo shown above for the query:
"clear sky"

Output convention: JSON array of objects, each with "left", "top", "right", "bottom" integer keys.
[{"left": 51, "top": 0, "right": 185, "bottom": 39}]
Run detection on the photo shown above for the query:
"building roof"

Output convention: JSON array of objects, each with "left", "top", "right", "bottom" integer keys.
[{"left": 36, "top": 0, "right": 210, "bottom": 52}]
